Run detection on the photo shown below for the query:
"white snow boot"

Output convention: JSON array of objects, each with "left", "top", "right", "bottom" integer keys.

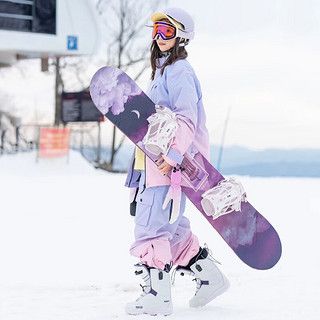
[
  {"left": 174, "top": 247, "right": 230, "bottom": 308},
  {"left": 125, "top": 263, "right": 173, "bottom": 316}
]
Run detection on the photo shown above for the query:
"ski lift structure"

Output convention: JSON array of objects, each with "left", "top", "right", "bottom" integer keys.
[
  {"left": 0, "top": 0, "right": 102, "bottom": 156},
  {"left": 0, "top": 0, "right": 101, "bottom": 67}
]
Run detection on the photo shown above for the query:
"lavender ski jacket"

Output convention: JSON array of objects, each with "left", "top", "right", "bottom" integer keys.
[{"left": 125, "top": 56, "right": 210, "bottom": 189}]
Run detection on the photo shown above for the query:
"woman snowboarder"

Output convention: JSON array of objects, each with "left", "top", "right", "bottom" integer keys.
[{"left": 125, "top": 7, "right": 229, "bottom": 316}]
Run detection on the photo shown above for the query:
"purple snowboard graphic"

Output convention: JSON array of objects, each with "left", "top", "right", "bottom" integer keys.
[{"left": 90, "top": 66, "right": 282, "bottom": 270}]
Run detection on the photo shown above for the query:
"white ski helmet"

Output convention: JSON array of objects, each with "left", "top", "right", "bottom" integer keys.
[{"left": 151, "top": 7, "right": 195, "bottom": 44}]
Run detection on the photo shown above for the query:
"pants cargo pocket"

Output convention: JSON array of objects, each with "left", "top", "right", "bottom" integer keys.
[{"left": 135, "top": 188, "right": 155, "bottom": 227}]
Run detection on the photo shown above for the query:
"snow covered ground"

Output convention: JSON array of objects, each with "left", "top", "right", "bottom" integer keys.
[{"left": 0, "top": 150, "right": 319, "bottom": 319}]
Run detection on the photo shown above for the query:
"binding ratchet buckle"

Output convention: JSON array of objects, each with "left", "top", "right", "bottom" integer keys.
[{"left": 201, "top": 177, "right": 247, "bottom": 220}]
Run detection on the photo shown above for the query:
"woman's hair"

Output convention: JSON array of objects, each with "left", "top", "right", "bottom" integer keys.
[{"left": 150, "top": 20, "right": 188, "bottom": 80}]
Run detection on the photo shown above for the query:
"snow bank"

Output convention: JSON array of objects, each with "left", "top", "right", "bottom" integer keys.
[{"left": 0, "top": 151, "right": 319, "bottom": 319}]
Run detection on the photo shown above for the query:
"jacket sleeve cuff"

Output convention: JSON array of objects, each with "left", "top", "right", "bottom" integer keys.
[{"left": 164, "top": 147, "right": 184, "bottom": 166}]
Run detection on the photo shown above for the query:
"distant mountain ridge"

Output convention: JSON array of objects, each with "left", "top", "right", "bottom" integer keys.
[
  {"left": 77, "top": 145, "right": 320, "bottom": 177},
  {"left": 210, "top": 145, "right": 320, "bottom": 177}
]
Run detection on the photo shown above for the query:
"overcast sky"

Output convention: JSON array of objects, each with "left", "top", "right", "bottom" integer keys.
[
  {"left": 160, "top": 0, "right": 320, "bottom": 150},
  {"left": 1, "top": 0, "right": 319, "bottom": 150}
]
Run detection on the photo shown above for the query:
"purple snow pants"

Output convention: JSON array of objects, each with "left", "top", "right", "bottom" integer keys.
[{"left": 130, "top": 171, "right": 199, "bottom": 270}]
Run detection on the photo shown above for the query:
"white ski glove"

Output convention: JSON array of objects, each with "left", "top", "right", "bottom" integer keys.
[{"left": 162, "top": 168, "right": 182, "bottom": 224}]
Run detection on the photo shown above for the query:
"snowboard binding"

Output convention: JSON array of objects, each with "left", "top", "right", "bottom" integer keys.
[
  {"left": 143, "top": 105, "right": 178, "bottom": 156},
  {"left": 201, "top": 178, "right": 247, "bottom": 220}
]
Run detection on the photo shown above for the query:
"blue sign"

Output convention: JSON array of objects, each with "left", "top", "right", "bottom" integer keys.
[{"left": 67, "top": 36, "right": 78, "bottom": 50}]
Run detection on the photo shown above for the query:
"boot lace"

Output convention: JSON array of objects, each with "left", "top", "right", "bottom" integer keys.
[
  {"left": 139, "top": 283, "right": 150, "bottom": 296},
  {"left": 203, "top": 244, "right": 222, "bottom": 265}
]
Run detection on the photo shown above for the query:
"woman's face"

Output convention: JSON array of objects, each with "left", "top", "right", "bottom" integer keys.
[{"left": 156, "top": 37, "right": 176, "bottom": 52}]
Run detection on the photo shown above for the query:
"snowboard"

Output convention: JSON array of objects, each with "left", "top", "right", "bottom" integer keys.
[{"left": 90, "top": 66, "right": 282, "bottom": 270}]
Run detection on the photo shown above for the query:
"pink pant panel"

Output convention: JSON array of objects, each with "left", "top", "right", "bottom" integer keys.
[
  {"left": 171, "top": 233, "right": 199, "bottom": 266},
  {"left": 130, "top": 239, "right": 172, "bottom": 270},
  {"left": 129, "top": 233, "right": 199, "bottom": 270}
]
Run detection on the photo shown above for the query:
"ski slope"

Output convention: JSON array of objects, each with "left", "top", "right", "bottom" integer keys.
[{"left": 0, "top": 151, "right": 319, "bottom": 319}]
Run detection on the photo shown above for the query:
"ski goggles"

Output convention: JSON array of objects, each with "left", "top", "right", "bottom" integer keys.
[{"left": 152, "top": 22, "right": 177, "bottom": 40}]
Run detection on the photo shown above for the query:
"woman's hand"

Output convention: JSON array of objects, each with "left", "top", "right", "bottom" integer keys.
[{"left": 157, "top": 156, "right": 173, "bottom": 176}]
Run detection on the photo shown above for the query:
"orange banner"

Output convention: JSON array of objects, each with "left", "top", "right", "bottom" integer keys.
[{"left": 39, "top": 127, "right": 71, "bottom": 158}]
